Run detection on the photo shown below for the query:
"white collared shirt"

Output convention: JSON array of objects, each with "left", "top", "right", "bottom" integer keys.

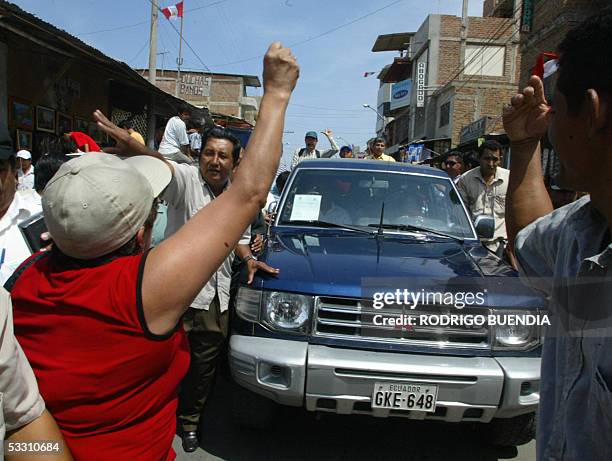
[
  {"left": 0, "top": 287, "right": 45, "bottom": 439},
  {"left": 162, "top": 162, "right": 250, "bottom": 312},
  {"left": 0, "top": 190, "right": 42, "bottom": 285},
  {"left": 17, "top": 165, "right": 35, "bottom": 191},
  {"left": 456, "top": 166, "right": 509, "bottom": 241}
]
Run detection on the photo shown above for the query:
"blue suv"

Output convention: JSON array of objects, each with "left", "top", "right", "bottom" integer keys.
[{"left": 230, "top": 159, "right": 544, "bottom": 446}]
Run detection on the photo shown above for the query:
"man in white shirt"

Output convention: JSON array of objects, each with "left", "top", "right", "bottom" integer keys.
[
  {"left": 163, "top": 126, "right": 279, "bottom": 452},
  {"left": 456, "top": 140, "right": 509, "bottom": 254},
  {"left": 290, "top": 129, "right": 339, "bottom": 168},
  {"left": 158, "top": 104, "right": 193, "bottom": 164},
  {"left": 16, "top": 149, "right": 34, "bottom": 191},
  {"left": 0, "top": 130, "right": 42, "bottom": 285}
]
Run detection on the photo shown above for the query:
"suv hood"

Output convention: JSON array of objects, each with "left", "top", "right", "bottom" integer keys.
[{"left": 254, "top": 229, "right": 539, "bottom": 307}]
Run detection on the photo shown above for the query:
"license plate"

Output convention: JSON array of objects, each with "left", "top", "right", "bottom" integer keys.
[{"left": 371, "top": 382, "right": 438, "bottom": 412}]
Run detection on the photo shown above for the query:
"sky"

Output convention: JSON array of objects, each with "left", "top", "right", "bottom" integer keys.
[{"left": 10, "top": 0, "right": 484, "bottom": 163}]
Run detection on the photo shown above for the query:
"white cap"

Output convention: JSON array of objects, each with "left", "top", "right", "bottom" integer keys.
[
  {"left": 16, "top": 150, "right": 32, "bottom": 160},
  {"left": 42, "top": 153, "right": 172, "bottom": 260}
]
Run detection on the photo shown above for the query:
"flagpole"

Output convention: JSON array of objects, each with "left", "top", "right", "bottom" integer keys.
[{"left": 175, "top": 1, "right": 184, "bottom": 97}]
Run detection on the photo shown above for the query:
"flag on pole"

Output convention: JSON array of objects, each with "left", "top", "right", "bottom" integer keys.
[
  {"left": 162, "top": 1, "right": 184, "bottom": 20},
  {"left": 363, "top": 72, "right": 376, "bottom": 78}
]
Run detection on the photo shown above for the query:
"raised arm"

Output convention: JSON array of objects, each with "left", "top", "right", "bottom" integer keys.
[
  {"left": 142, "top": 43, "right": 299, "bottom": 335},
  {"left": 503, "top": 75, "right": 554, "bottom": 249},
  {"left": 94, "top": 111, "right": 175, "bottom": 176},
  {"left": 320, "top": 128, "right": 339, "bottom": 158}
]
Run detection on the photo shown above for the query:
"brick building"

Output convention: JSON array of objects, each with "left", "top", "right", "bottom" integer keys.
[
  {"left": 484, "top": 0, "right": 607, "bottom": 87},
  {"left": 138, "top": 69, "right": 261, "bottom": 125},
  {"left": 373, "top": 9, "right": 522, "bottom": 154}
]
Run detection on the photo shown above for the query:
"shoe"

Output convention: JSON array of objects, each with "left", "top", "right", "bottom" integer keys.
[{"left": 181, "top": 431, "right": 199, "bottom": 453}]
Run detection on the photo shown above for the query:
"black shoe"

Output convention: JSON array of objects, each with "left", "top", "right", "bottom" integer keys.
[{"left": 181, "top": 431, "right": 199, "bottom": 453}]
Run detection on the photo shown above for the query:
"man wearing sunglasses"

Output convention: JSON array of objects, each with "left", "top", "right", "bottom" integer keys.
[{"left": 441, "top": 150, "right": 464, "bottom": 183}]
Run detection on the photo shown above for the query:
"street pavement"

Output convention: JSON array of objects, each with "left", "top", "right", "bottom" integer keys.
[{"left": 174, "top": 374, "right": 536, "bottom": 461}]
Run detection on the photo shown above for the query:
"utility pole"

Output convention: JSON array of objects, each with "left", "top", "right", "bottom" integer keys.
[
  {"left": 175, "top": 1, "right": 184, "bottom": 97},
  {"left": 460, "top": 0, "right": 469, "bottom": 78},
  {"left": 147, "top": 0, "right": 158, "bottom": 149}
]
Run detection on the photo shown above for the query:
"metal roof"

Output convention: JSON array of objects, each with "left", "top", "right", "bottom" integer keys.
[
  {"left": 372, "top": 32, "right": 415, "bottom": 52},
  {"left": 0, "top": 0, "right": 210, "bottom": 119}
]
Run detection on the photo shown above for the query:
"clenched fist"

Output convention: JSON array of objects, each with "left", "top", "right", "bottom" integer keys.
[{"left": 263, "top": 42, "right": 299, "bottom": 99}]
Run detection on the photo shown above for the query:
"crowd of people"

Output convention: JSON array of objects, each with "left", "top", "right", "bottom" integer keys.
[{"left": 1, "top": 8, "right": 612, "bottom": 461}]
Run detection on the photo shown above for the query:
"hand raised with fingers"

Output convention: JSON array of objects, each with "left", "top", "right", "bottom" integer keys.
[
  {"left": 321, "top": 128, "right": 334, "bottom": 138},
  {"left": 93, "top": 110, "right": 150, "bottom": 157},
  {"left": 503, "top": 75, "right": 551, "bottom": 144},
  {"left": 263, "top": 42, "right": 299, "bottom": 99}
]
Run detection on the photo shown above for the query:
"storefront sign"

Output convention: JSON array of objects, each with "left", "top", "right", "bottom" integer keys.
[
  {"left": 521, "top": 0, "right": 534, "bottom": 33},
  {"left": 416, "top": 62, "right": 426, "bottom": 108},
  {"left": 390, "top": 79, "right": 412, "bottom": 111},
  {"left": 459, "top": 116, "right": 488, "bottom": 144},
  {"left": 179, "top": 73, "right": 211, "bottom": 97}
]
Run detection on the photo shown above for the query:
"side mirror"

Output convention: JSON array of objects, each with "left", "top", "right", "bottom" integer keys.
[
  {"left": 474, "top": 215, "right": 495, "bottom": 239},
  {"left": 267, "top": 201, "right": 278, "bottom": 215}
]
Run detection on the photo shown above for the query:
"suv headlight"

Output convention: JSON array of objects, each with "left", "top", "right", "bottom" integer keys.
[
  {"left": 235, "top": 287, "right": 261, "bottom": 322},
  {"left": 262, "top": 291, "right": 313, "bottom": 334},
  {"left": 492, "top": 309, "right": 544, "bottom": 351}
]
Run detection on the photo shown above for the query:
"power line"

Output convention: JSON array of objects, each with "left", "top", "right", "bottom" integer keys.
[
  {"left": 145, "top": 0, "right": 237, "bottom": 103},
  {"left": 77, "top": 0, "right": 230, "bottom": 36},
  {"left": 129, "top": 39, "right": 150, "bottom": 64},
  {"left": 210, "top": 0, "right": 405, "bottom": 68}
]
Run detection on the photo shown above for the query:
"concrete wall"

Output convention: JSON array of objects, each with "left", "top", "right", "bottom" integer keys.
[{"left": 142, "top": 69, "right": 249, "bottom": 119}]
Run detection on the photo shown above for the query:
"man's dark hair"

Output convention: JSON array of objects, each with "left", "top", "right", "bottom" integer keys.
[
  {"left": 463, "top": 151, "right": 479, "bottom": 170},
  {"left": 441, "top": 150, "right": 464, "bottom": 164},
  {"left": 373, "top": 137, "right": 386, "bottom": 145},
  {"left": 478, "top": 140, "right": 503, "bottom": 157},
  {"left": 275, "top": 171, "right": 290, "bottom": 194},
  {"left": 177, "top": 103, "right": 192, "bottom": 115},
  {"left": 201, "top": 126, "right": 241, "bottom": 163},
  {"left": 118, "top": 119, "right": 134, "bottom": 130},
  {"left": 34, "top": 154, "right": 70, "bottom": 193},
  {"left": 557, "top": 7, "right": 612, "bottom": 115},
  {"left": 50, "top": 136, "right": 78, "bottom": 156}
]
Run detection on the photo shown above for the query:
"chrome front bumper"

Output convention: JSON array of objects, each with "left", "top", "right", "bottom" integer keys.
[{"left": 229, "top": 335, "right": 540, "bottom": 422}]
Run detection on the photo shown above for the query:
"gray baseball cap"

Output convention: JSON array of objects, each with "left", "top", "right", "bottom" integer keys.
[{"left": 42, "top": 153, "right": 171, "bottom": 260}]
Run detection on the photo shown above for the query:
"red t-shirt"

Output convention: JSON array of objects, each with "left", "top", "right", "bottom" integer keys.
[
  {"left": 11, "top": 252, "right": 190, "bottom": 461},
  {"left": 70, "top": 131, "right": 101, "bottom": 152}
]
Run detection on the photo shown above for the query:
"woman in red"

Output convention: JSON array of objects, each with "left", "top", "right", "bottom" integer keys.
[{"left": 10, "top": 43, "right": 299, "bottom": 461}]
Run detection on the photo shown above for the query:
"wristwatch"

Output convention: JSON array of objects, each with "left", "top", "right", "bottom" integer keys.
[{"left": 244, "top": 254, "right": 258, "bottom": 264}]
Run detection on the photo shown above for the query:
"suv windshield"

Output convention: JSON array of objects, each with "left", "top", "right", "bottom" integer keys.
[{"left": 278, "top": 169, "right": 475, "bottom": 239}]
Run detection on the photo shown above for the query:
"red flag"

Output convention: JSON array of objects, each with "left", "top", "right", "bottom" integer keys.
[
  {"left": 162, "top": 1, "right": 184, "bottom": 20},
  {"left": 531, "top": 52, "right": 558, "bottom": 79}
]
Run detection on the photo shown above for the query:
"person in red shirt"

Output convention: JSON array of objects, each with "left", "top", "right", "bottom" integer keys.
[
  {"left": 62, "top": 131, "right": 101, "bottom": 152},
  {"left": 10, "top": 43, "right": 299, "bottom": 461}
]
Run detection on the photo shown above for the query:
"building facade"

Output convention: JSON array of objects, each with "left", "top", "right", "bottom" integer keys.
[
  {"left": 139, "top": 69, "right": 261, "bottom": 125},
  {"left": 373, "top": 9, "right": 522, "bottom": 154}
]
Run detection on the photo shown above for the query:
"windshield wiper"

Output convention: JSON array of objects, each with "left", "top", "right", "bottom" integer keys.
[
  {"left": 367, "top": 223, "right": 464, "bottom": 244},
  {"left": 284, "top": 220, "right": 373, "bottom": 235}
]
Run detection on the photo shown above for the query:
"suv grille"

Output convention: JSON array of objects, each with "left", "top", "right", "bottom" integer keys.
[{"left": 314, "top": 296, "right": 490, "bottom": 349}]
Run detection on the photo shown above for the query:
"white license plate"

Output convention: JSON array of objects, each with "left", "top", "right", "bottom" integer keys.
[{"left": 371, "top": 382, "right": 438, "bottom": 412}]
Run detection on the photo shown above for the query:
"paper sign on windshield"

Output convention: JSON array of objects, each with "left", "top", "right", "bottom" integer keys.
[{"left": 290, "top": 194, "right": 322, "bottom": 221}]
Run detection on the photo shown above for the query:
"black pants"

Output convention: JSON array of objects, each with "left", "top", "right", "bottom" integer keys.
[{"left": 177, "top": 295, "right": 229, "bottom": 432}]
